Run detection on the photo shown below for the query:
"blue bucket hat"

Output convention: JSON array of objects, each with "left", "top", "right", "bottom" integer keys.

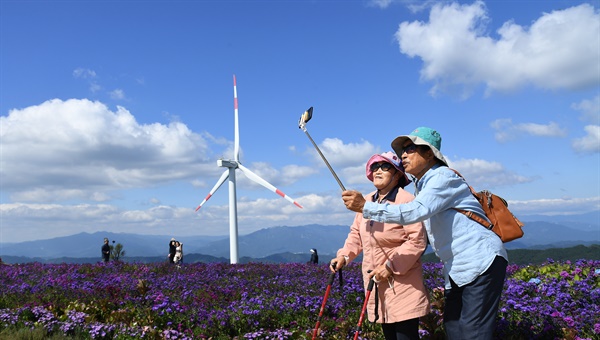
[{"left": 391, "top": 127, "right": 448, "bottom": 166}]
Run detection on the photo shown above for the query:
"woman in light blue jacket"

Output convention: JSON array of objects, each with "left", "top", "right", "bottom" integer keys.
[{"left": 342, "top": 127, "right": 508, "bottom": 340}]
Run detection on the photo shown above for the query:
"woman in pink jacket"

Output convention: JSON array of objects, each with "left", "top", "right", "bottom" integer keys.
[{"left": 330, "top": 151, "right": 430, "bottom": 340}]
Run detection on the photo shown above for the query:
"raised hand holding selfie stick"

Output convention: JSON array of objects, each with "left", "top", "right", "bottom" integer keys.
[{"left": 298, "top": 107, "right": 346, "bottom": 191}]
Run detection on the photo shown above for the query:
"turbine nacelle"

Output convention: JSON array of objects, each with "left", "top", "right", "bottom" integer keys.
[{"left": 217, "top": 159, "right": 239, "bottom": 168}]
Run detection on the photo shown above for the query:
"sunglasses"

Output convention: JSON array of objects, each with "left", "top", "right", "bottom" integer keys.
[
  {"left": 400, "top": 144, "right": 418, "bottom": 155},
  {"left": 370, "top": 162, "right": 395, "bottom": 172}
]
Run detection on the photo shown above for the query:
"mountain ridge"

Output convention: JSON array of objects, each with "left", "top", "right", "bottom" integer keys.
[{"left": 1, "top": 217, "right": 598, "bottom": 260}]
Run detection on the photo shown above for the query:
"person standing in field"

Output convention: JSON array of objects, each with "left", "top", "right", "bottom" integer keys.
[
  {"left": 168, "top": 238, "right": 177, "bottom": 263},
  {"left": 308, "top": 248, "right": 319, "bottom": 264},
  {"left": 101, "top": 238, "right": 110, "bottom": 262},
  {"left": 332, "top": 151, "right": 430, "bottom": 340},
  {"left": 174, "top": 241, "right": 184, "bottom": 266},
  {"left": 342, "top": 127, "right": 508, "bottom": 339}
]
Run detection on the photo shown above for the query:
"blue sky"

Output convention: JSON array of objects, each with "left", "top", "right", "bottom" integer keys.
[{"left": 1, "top": 0, "right": 599, "bottom": 243}]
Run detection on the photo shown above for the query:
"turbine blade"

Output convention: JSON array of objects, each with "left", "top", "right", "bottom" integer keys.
[
  {"left": 195, "top": 170, "right": 229, "bottom": 211},
  {"left": 238, "top": 164, "right": 303, "bottom": 209},
  {"left": 233, "top": 74, "right": 240, "bottom": 162}
]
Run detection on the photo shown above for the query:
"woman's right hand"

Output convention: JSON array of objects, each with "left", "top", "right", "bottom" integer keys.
[
  {"left": 329, "top": 255, "right": 346, "bottom": 273},
  {"left": 341, "top": 190, "right": 366, "bottom": 213}
]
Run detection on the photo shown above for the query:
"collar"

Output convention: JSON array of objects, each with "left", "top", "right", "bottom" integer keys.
[{"left": 372, "top": 185, "right": 400, "bottom": 203}]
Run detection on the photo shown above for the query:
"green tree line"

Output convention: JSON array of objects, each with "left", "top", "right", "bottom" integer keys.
[{"left": 422, "top": 244, "right": 600, "bottom": 265}]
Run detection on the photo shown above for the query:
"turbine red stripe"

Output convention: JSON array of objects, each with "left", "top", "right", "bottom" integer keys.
[
  {"left": 275, "top": 189, "right": 285, "bottom": 197},
  {"left": 194, "top": 193, "right": 213, "bottom": 211}
]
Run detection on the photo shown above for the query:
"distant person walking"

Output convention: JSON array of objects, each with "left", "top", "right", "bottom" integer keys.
[
  {"left": 168, "top": 238, "right": 177, "bottom": 263},
  {"left": 101, "top": 238, "right": 110, "bottom": 262},
  {"left": 308, "top": 248, "right": 319, "bottom": 264}
]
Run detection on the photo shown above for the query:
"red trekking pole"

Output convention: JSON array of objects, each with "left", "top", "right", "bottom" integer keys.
[
  {"left": 353, "top": 276, "right": 376, "bottom": 340},
  {"left": 312, "top": 263, "right": 341, "bottom": 340}
]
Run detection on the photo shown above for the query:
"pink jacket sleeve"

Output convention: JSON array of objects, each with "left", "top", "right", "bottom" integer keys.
[
  {"left": 386, "top": 189, "right": 427, "bottom": 275},
  {"left": 336, "top": 212, "right": 364, "bottom": 262}
]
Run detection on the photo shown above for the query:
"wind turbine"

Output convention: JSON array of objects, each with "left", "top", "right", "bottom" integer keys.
[{"left": 195, "top": 75, "right": 303, "bottom": 264}]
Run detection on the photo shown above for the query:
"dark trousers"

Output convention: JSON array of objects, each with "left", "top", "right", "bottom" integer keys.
[
  {"left": 381, "top": 317, "right": 420, "bottom": 340},
  {"left": 443, "top": 256, "right": 507, "bottom": 340}
]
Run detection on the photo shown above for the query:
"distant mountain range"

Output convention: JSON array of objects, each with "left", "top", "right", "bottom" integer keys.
[{"left": 1, "top": 212, "right": 598, "bottom": 263}]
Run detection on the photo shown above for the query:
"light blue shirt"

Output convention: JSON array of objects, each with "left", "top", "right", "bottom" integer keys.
[{"left": 363, "top": 164, "right": 507, "bottom": 289}]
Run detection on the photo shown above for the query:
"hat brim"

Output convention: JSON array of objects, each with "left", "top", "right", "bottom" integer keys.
[{"left": 391, "top": 135, "right": 448, "bottom": 166}]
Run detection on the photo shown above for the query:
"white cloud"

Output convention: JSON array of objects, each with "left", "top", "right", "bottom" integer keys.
[
  {"left": 3, "top": 192, "right": 598, "bottom": 243},
  {"left": 0, "top": 193, "right": 353, "bottom": 242},
  {"left": 235, "top": 162, "right": 318, "bottom": 189},
  {"left": 0, "top": 96, "right": 317, "bottom": 212},
  {"left": 0, "top": 202, "right": 197, "bottom": 243},
  {"left": 368, "top": 0, "right": 393, "bottom": 9},
  {"left": 342, "top": 164, "right": 371, "bottom": 187},
  {"left": 395, "top": 1, "right": 600, "bottom": 97},
  {"left": 300, "top": 138, "right": 381, "bottom": 190},
  {"left": 191, "top": 179, "right": 206, "bottom": 188},
  {"left": 73, "top": 68, "right": 96, "bottom": 79},
  {"left": 519, "top": 122, "right": 568, "bottom": 138},
  {"left": 572, "top": 125, "right": 600, "bottom": 153},
  {"left": 509, "top": 196, "right": 600, "bottom": 216},
  {"left": 449, "top": 157, "right": 534, "bottom": 188},
  {"left": 109, "top": 89, "right": 125, "bottom": 100},
  {"left": 0, "top": 99, "right": 314, "bottom": 208},
  {"left": 314, "top": 138, "right": 378, "bottom": 168},
  {"left": 73, "top": 68, "right": 103, "bottom": 94},
  {"left": 367, "top": 0, "right": 437, "bottom": 12},
  {"left": 90, "top": 82, "right": 102, "bottom": 93},
  {"left": 214, "top": 197, "right": 326, "bottom": 233},
  {"left": 491, "top": 119, "right": 567, "bottom": 142},
  {"left": 280, "top": 164, "right": 320, "bottom": 185},
  {"left": 0, "top": 98, "right": 213, "bottom": 202},
  {"left": 572, "top": 95, "right": 600, "bottom": 124}
]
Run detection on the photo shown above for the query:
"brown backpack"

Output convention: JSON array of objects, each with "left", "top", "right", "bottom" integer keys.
[{"left": 451, "top": 169, "right": 524, "bottom": 243}]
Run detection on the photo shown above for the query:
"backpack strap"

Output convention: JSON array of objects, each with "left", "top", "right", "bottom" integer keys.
[
  {"left": 450, "top": 168, "right": 494, "bottom": 230},
  {"left": 454, "top": 207, "right": 494, "bottom": 230}
]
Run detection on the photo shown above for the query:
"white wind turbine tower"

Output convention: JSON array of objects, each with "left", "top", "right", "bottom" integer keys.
[{"left": 195, "top": 75, "right": 303, "bottom": 264}]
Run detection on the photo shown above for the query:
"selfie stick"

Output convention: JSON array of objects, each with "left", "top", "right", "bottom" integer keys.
[{"left": 298, "top": 107, "right": 346, "bottom": 191}]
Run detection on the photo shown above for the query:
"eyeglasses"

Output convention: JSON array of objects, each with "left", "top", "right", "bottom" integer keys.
[
  {"left": 400, "top": 144, "right": 418, "bottom": 155},
  {"left": 370, "top": 162, "right": 394, "bottom": 172}
]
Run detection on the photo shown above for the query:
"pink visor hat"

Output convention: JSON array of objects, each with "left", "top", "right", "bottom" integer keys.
[{"left": 365, "top": 151, "right": 410, "bottom": 187}]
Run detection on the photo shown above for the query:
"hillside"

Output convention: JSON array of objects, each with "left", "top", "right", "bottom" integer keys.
[
  {"left": 1, "top": 216, "right": 598, "bottom": 261},
  {"left": 421, "top": 244, "right": 600, "bottom": 265},
  {"left": 2, "top": 244, "right": 598, "bottom": 266}
]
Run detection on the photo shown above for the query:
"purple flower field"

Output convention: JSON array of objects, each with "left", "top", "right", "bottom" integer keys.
[{"left": 0, "top": 259, "right": 598, "bottom": 339}]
